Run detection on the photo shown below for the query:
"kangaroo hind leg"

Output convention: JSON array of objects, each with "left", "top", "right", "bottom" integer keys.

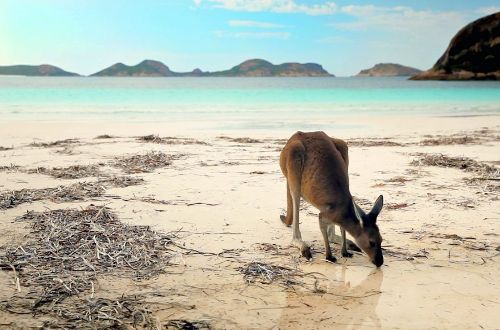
[{"left": 286, "top": 141, "right": 311, "bottom": 260}]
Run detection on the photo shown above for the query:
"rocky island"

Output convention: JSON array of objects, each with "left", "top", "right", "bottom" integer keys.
[
  {"left": 0, "top": 64, "right": 79, "bottom": 77},
  {"left": 90, "top": 60, "right": 178, "bottom": 77},
  {"left": 207, "top": 59, "right": 332, "bottom": 77},
  {"left": 411, "top": 12, "right": 500, "bottom": 80},
  {"left": 356, "top": 63, "right": 422, "bottom": 77},
  {"left": 90, "top": 59, "right": 333, "bottom": 77}
]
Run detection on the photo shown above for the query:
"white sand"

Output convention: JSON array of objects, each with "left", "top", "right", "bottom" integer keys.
[{"left": 0, "top": 115, "right": 499, "bottom": 328}]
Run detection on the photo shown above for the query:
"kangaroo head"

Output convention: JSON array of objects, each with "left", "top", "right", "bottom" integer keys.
[{"left": 353, "top": 195, "right": 384, "bottom": 267}]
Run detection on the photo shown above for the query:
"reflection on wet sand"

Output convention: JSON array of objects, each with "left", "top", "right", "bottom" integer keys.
[{"left": 278, "top": 266, "right": 384, "bottom": 329}]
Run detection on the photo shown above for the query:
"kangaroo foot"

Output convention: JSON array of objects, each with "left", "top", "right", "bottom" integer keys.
[
  {"left": 326, "top": 255, "right": 337, "bottom": 263},
  {"left": 301, "top": 245, "right": 312, "bottom": 260},
  {"left": 342, "top": 250, "right": 353, "bottom": 258}
]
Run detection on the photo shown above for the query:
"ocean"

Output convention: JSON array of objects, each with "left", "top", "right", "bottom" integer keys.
[{"left": 0, "top": 76, "right": 499, "bottom": 131}]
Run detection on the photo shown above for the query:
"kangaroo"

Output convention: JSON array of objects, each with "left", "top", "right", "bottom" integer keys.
[{"left": 279, "top": 131, "right": 384, "bottom": 267}]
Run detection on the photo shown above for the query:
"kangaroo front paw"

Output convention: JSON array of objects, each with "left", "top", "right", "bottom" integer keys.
[
  {"left": 301, "top": 246, "right": 312, "bottom": 260},
  {"left": 347, "top": 241, "right": 361, "bottom": 252},
  {"left": 326, "top": 255, "right": 337, "bottom": 263},
  {"left": 342, "top": 250, "right": 353, "bottom": 258},
  {"left": 280, "top": 215, "right": 292, "bottom": 227}
]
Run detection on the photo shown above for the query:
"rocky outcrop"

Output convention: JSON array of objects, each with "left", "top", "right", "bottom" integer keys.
[
  {"left": 0, "top": 64, "right": 79, "bottom": 76},
  {"left": 411, "top": 12, "right": 500, "bottom": 80},
  {"left": 357, "top": 63, "right": 422, "bottom": 77}
]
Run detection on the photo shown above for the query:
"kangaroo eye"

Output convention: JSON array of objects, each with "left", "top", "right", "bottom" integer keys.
[{"left": 369, "top": 241, "right": 376, "bottom": 248}]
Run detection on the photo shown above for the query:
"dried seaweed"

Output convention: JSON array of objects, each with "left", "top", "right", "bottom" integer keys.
[
  {"left": 411, "top": 153, "right": 499, "bottom": 179},
  {"left": 44, "top": 295, "right": 157, "bottom": 329},
  {"left": 346, "top": 139, "right": 404, "bottom": 147},
  {"left": 113, "top": 151, "right": 177, "bottom": 173},
  {"left": 165, "top": 319, "right": 211, "bottom": 330},
  {"left": 0, "top": 177, "right": 142, "bottom": 209},
  {"left": 28, "top": 164, "right": 103, "bottom": 179},
  {"left": 386, "top": 202, "right": 410, "bottom": 210},
  {"left": 0, "top": 146, "right": 13, "bottom": 151},
  {"left": 0, "top": 164, "right": 21, "bottom": 172},
  {"left": 100, "top": 175, "right": 144, "bottom": 188},
  {"left": 419, "top": 136, "right": 480, "bottom": 146},
  {"left": 218, "top": 136, "right": 262, "bottom": 144},
  {"left": 0, "top": 182, "right": 105, "bottom": 209},
  {"left": 29, "top": 139, "right": 80, "bottom": 148},
  {"left": 384, "top": 176, "right": 413, "bottom": 184},
  {"left": 94, "top": 134, "right": 115, "bottom": 139},
  {"left": 137, "top": 134, "right": 165, "bottom": 143},
  {"left": 238, "top": 262, "right": 303, "bottom": 286},
  {"left": 137, "top": 134, "right": 209, "bottom": 145},
  {"left": 0, "top": 205, "right": 176, "bottom": 327}
]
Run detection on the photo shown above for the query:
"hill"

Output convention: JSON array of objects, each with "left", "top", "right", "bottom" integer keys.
[
  {"left": 90, "top": 60, "right": 176, "bottom": 77},
  {"left": 411, "top": 12, "right": 500, "bottom": 80}
]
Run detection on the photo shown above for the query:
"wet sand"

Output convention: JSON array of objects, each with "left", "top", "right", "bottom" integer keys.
[{"left": 0, "top": 115, "right": 499, "bottom": 329}]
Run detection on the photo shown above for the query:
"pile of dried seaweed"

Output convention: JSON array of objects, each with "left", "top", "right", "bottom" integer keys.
[
  {"left": 0, "top": 205, "right": 176, "bottom": 327},
  {"left": 0, "top": 164, "right": 20, "bottom": 172},
  {"left": 100, "top": 175, "right": 144, "bottom": 188},
  {"left": 0, "top": 177, "right": 143, "bottom": 209},
  {"left": 94, "top": 134, "right": 115, "bottom": 139},
  {"left": 419, "top": 135, "right": 480, "bottom": 146},
  {"left": 383, "top": 176, "right": 413, "bottom": 184},
  {"left": 0, "top": 146, "right": 13, "bottom": 151},
  {"left": 346, "top": 139, "right": 404, "bottom": 147},
  {"left": 238, "top": 262, "right": 303, "bottom": 286},
  {"left": 28, "top": 164, "right": 103, "bottom": 179},
  {"left": 137, "top": 134, "right": 208, "bottom": 145},
  {"left": 218, "top": 136, "right": 262, "bottom": 144},
  {"left": 411, "top": 153, "right": 498, "bottom": 176},
  {"left": 113, "top": 151, "right": 177, "bottom": 173},
  {"left": 166, "top": 319, "right": 211, "bottom": 329},
  {"left": 43, "top": 295, "right": 157, "bottom": 329},
  {"left": 0, "top": 182, "right": 105, "bottom": 209},
  {"left": 411, "top": 153, "right": 499, "bottom": 191},
  {"left": 29, "top": 138, "right": 80, "bottom": 148}
]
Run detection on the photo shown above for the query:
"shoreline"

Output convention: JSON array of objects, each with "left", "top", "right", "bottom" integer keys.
[{"left": 1, "top": 113, "right": 499, "bottom": 140}]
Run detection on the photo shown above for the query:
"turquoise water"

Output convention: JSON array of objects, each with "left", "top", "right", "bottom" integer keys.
[{"left": 0, "top": 76, "right": 499, "bottom": 129}]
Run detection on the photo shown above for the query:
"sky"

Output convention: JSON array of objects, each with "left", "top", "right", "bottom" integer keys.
[{"left": 0, "top": 0, "right": 498, "bottom": 76}]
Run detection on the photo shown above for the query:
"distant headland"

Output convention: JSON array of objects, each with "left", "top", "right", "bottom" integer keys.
[
  {"left": 0, "top": 59, "right": 333, "bottom": 77},
  {"left": 0, "top": 64, "right": 79, "bottom": 77}
]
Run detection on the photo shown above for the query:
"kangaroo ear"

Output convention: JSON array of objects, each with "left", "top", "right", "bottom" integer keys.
[
  {"left": 370, "top": 195, "right": 384, "bottom": 219},
  {"left": 353, "top": 201, "right": 366, "bottom": 222}
]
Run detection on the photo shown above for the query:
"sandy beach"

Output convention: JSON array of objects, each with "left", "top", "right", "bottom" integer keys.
[{"left": 0, "top": 115, "right": 499, "bottom": 329}]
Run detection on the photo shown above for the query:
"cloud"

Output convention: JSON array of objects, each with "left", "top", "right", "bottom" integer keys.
[
  {"left": 475, "top": 6, "right": 500, "bottom": 15},
  {"left": 228, "top": 20, "right": 285, "bottom": 28},
  {"left": 334, "top": 5, "right": 467, "bottom": 33},
  {"left": 214, "top": 30, "right": 290, "bottom": 39},
  {"left": 196, "top": 0, "right": 336, "bottom": 15},
  {"left": 316, "top": 35, "right": 350, "bottom": 44}
]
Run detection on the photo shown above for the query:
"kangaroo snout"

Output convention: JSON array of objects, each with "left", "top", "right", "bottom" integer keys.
[{"left": 373, "top": 251, "right": 384, "bottom": 267}]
